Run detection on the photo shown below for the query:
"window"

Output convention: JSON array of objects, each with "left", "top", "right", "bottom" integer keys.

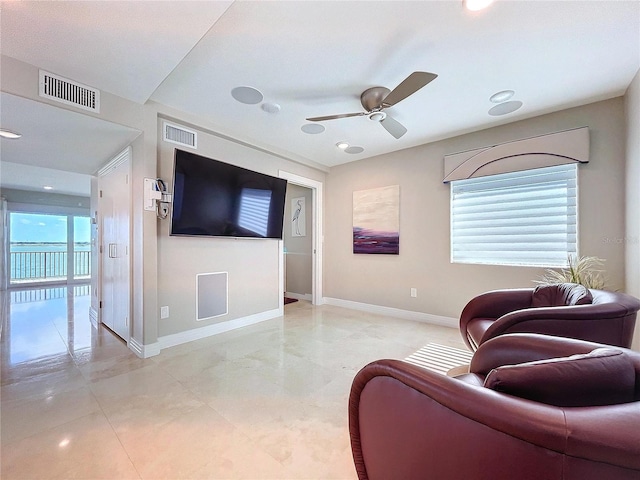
[{"left": 450, "top": 164, "right": 577, "bottom": 267}]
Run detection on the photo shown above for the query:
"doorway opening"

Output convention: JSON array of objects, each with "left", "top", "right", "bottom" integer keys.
[{"left": 278, "top": 171, "right": 323, "bottom": 306}]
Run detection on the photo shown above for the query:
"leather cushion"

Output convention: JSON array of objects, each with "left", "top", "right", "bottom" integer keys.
[
  {"left": 531, "top": 283, "right": 593, "bottom": 307},
  {"left": 484, "top": 348, "right": 635, "bottom": 407}
]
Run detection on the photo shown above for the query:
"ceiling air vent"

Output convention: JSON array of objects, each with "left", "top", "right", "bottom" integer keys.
[
  {"left": 39, "top": 70, "right": 100, "bottom": 113},
  {"left": 163, "top": 122, "right": 197, "bottom": 149}
]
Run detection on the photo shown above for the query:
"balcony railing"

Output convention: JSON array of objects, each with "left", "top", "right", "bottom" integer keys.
[{"left": 10, "top": 251, "right": 91, "bottom": 284}]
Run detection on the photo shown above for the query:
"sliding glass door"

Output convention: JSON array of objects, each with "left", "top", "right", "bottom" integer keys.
[{"left": 9, "top": 212, "right": 90, "bottom": 286}]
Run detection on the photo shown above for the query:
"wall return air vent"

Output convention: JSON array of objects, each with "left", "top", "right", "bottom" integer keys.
[
  {"left": 163, "top": 122, "right": 197, "bottom": 149},
  {"left": 39, "top": 70, "right": 100, "bottom": 113}
]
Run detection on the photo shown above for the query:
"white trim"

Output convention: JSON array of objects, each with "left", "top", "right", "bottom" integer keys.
[
  {"left": 158, "top": 308, "right": 281, "bottom": 351},
  {"left": 89, "top": 306, "right": 99, "bottom": 329},
  {"left": 98, "top": 146, "right": 131, "bottom": 177},
  {"left": 322, "top": 297, "right": 458, "bottom": 329},
  {"left": 129, "top": 337, "right": 160, "bottom": 358},
  {"left": 284, "top": 292, "right": 312, "bottom": 302},
  {"left": 278, "top": 171, "right": 323, "bottom": 306},
  {"left": 279, "top": 239, "right": 285, "bottom": 311}
]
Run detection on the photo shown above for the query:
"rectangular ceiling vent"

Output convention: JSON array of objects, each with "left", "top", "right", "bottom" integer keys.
[
  {"left": 163, "top": 121, "right": 197, "bottom": 149},
  {"left": 39, "top": 70, "right": 100, "bottom": 113}
]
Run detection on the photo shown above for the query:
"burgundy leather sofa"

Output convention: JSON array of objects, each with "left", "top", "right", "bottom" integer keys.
[
  {"left": 349, "top": 334, "right": 640, "bottom": 480},
  {"left": 459, "top": 283, "right": 640, "bottom": 351}
]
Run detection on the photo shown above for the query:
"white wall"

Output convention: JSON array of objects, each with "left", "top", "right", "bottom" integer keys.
[
  {"left": 625, "top": 69, "right": 640, "bottom": 351},
  {"left": 324, "top": 98, "right": 628, "bottom": 319}
]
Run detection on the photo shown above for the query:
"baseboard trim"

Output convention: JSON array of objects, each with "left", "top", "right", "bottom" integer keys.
[
  {"left": 89, "top": 307, "right": 99, "bottom": 329},
  {"left": 157, "top": 308, "right": 282, "bottom": 352},
  {"left": 322, "top": 297, "right": 458, "bottom": 329},
  {"left": 284, "top": 292, "right": 312, "bottom": 302},
  {"left": 128, "top": 337, "right": 160, "bottom": 359}
]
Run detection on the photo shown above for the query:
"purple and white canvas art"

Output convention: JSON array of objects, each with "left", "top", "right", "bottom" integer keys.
[{"left": 353, "top": 185, "right": 399, "bottom": 255}]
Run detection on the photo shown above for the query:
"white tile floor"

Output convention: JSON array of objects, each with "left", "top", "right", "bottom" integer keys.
[{"left": 1, "top": 286, "right": 466, "bottom": 479}]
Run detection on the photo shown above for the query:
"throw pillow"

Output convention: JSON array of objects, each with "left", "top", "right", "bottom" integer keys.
[
  {"left": 484, "top": 348, "right": 635, "bottom": 407},
  {"left": 531, "top": 283, "right": 593, "bottom": 307}
]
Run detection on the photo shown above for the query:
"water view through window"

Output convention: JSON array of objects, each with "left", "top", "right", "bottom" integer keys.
[{"left": 9, "top": 212, "right": 91, "bottom": 284}]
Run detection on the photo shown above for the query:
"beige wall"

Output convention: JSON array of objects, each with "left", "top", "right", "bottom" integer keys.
[
  {"left": 625, "top": 69, "right": 640, "bottom": 351},
  {"left": 324, "top": 98, "right": 628, "bottom": 319},
  {"left": 154, "top": 112, "right": 325, "bottom": 338},
  {"left": 284, "top": 184, "right": 313, "bottom": 297}
]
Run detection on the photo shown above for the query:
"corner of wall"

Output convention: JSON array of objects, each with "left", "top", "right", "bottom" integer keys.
[{"left": 624, "top": 67, "right": 640, "bottom": 351}]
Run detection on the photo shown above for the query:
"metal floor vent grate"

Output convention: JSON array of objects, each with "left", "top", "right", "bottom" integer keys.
[
  {"left": 163, "top": 121, "right": 197, "bottom": 149},
  {"left": 39, "top": 70, "right": 100, "bottom": 113}
]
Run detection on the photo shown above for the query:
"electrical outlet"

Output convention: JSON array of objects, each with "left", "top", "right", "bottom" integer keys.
[
  {"left": 410, "top": 288, "right": 417, "bottom": 298},
  {"left": 160, "top": 306, "right": 169, "bottom": 319}
]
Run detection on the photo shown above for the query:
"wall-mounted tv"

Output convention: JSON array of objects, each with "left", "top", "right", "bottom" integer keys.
[{"left": 170, "top": 149, "right": 288, "bottom": 239}]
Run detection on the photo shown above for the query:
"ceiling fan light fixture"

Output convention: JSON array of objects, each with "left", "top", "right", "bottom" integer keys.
[
  {"left": 369, "top": 111, "right": 387, "bottom": 122},
  {"left": 0, "top": 129, "right": 22, "bottom": 139},
  {"left": 464, "top": 0, "right": 494, "bottom": 11}
]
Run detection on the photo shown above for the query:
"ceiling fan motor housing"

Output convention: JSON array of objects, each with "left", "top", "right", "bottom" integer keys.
[{"left": 361, "top": 86, "right": 391, "bottom": 111}]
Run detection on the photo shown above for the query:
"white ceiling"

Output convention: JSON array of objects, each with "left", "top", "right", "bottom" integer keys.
[{"left": 1, "top": 0, "right": 639, "bottom": 193}]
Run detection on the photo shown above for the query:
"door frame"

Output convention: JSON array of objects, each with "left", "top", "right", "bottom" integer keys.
[{"left": 278, "top": 171, "right": 323, "bottom": 306}]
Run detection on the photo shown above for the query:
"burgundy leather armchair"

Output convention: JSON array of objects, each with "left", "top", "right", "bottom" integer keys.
[
  {"left": 459, "top": 283, "right": 640, "bottom": 351},
  {"left": 349, "top": 334, "right": 640, "bottom": 480}
]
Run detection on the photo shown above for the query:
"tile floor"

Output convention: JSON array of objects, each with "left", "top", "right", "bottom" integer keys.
[{"left": 1, "top": 285, "right": 466, "bottom": 479}]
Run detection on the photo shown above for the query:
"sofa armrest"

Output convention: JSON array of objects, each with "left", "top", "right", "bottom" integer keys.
[
  {"left": 459, "top": 288, "right": 533, "bottom": 349},
  {"left": 350, "top": 359, "right": 567, "bottom": 480}
]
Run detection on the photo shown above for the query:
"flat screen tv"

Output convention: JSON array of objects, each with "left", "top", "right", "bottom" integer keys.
[{"left": 170, "top": 149, "right": 288, "bottom": 239}]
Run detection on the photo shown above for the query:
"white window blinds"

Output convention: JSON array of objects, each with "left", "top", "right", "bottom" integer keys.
[{"left": 450, "top": 164, "right": 577, "bottom": 267}]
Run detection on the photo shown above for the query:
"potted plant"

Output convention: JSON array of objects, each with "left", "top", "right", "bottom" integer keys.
[{"left": 535, "top": 255, "right": 608, "bottom": 289}]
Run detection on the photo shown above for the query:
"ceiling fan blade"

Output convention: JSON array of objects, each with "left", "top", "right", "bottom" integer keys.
[
  {"left": 380, "top": 115, "right": 408, "bottom": 139},
  {"left": 306, "top": 112, "right": 365, "bottom": 122},
  {"left": 382, "top": 71, "right": 438, "bottom": 107}
]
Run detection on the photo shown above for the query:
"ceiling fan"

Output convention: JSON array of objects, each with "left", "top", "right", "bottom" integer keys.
[{"left": 306, "top": 71, "right": 437, "bottom": 139}]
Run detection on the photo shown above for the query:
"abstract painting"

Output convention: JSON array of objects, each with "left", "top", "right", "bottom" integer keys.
[
  {"left": 353, "top": 185, "right": 399, "bottom": 254},
  {"left": 291, "top": 196, "right": 306, "bottom": 237}
]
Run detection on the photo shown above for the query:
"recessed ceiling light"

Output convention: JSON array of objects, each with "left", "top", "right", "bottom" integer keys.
[
  {"left": 488, "top": 100, "right": 523, "bottom": 116},
  {"left": 336, "top": 142, "right": 349, "bottom": 149},
  {"left": 261, "top": 102, "right": 281, "bottom": 114},
  {"left": 301, "top": 123, "right": 325, "bottom": 134},
  {"left": 43, "top": 185, "right": 53, "bottom": 190},
  {"left": 0, "top": 129, "right": 22, "bottom": 139},
  {"left": 489, "top": 90, "right": 515, "bottom": 103},
  {"left": 463, "top": 0, "right": 494, "bottom": 11},
  {"left": 231, "top": 86, "right": 263, "bottom": 105}
]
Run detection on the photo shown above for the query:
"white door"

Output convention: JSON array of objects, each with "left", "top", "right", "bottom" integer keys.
[{"left": 98, "top": 149, "right": 131, "bottom": 341}]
